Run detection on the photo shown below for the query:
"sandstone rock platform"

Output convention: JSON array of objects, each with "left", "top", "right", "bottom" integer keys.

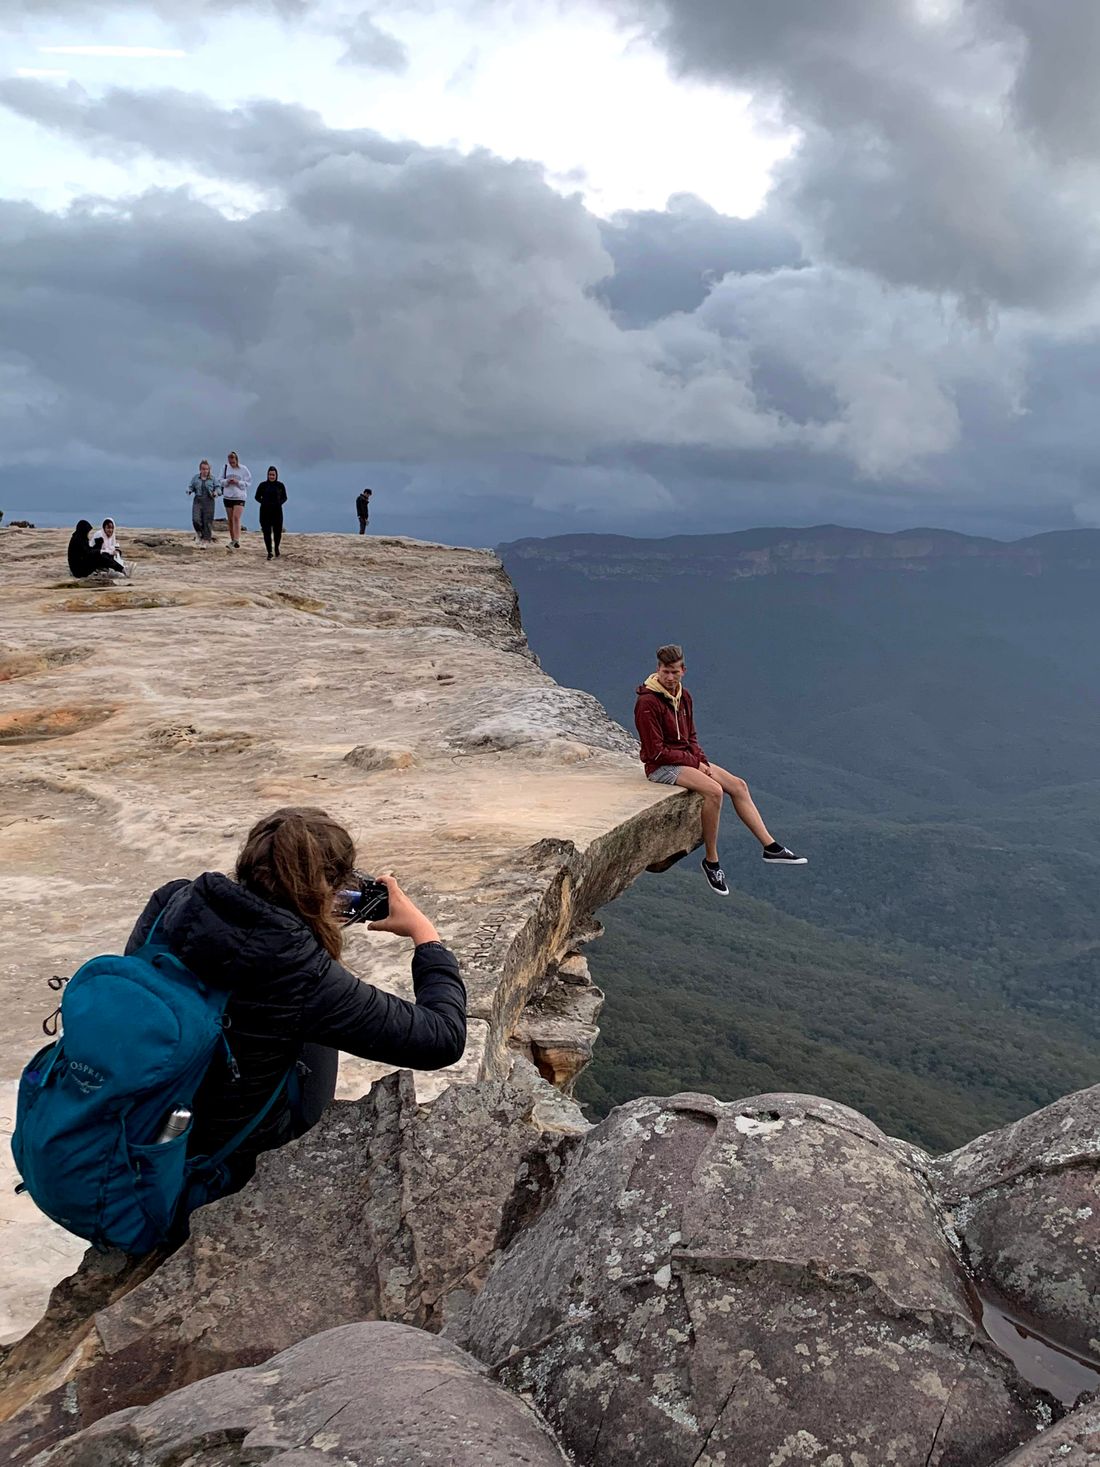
[
  {"left": 0, "top": 527, "right": 700, "bottom": 1340},
  {"left": 34, "top": 1321, "right": 570, "bottom": 1466}
]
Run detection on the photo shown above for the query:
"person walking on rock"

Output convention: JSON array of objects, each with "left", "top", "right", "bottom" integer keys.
[
  {"left": 356, "top": 487, "right": 372, "bottom": 534},
  {"left": 634, "top": 643, "right": 807, "bottom": 896},
  {"left": 188, "top": 460, "right": 221, "bottom": 545},
  {"left": 222, "top": 451, "right": 251, "bottom": 549},
  {"left": 256, "top": 466, "right": 288, "bottom": 560}
]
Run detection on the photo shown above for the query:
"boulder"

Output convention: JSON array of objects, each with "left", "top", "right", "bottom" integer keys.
[
  {"left": 0, "top": 1068, "right": 583, "bottom": 1464},
  {"left": 461, "top": 1092, "right": 1057, "bottom": 1467},
  {"left": 36, "top": 1322, "right": 569, "bottom": 1466},
  {"left": 990, "top": 1396, "right": 1100, "bottom": 1465},
  {"left": 344, "top": 742, "right": 417, "bottom": 771},
  {"left": 932, "top": 1084, "right": 1100, "bottom": 1359}
]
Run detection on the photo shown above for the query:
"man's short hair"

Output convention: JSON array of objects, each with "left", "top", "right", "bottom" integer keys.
[{"left": 656, "top": 644, "right": 684, "bottom": 666}]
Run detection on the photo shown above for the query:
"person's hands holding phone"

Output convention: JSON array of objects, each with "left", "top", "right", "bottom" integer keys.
[{"left": 368, "top": 874, "right": 439, "bottom": 945}]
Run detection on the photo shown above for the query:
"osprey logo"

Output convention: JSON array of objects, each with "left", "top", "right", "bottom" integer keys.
[{"left": 68, "top": 1060, "right": 106, "bottom": 1095}]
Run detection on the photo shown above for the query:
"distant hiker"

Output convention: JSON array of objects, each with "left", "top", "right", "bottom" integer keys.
[
  {"left": 12, "top": 806, "right": 466, "bottom": 1253},
  {"left": 67, "top": 519, "right": 126, "bottom": 579},
  {"left": 188, "top": 460, "right": 221, "bottom": 545},
  {"left": 256, "top": 466, "right": 288, "bottom": 560},
  {"left": 634, "top": 644, "right": 807, "bottom": 896},
  {"left": 222, "top": 451, "right": 251, "bottom": 549},
  {"left": 356, "top": 487, "right": 372, "bottom": 534},
  {"left": 90, "top": 518, "right": 130, "bottom": 576}
]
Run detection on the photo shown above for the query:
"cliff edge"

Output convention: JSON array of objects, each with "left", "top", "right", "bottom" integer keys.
[{"left": 0, "top": 528, "right": 700, "bottom": 1340}]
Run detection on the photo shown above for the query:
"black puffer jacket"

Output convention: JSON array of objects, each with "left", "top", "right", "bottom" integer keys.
[{"left": 126, "top": 873, "right": 466, "bottom": 1177}]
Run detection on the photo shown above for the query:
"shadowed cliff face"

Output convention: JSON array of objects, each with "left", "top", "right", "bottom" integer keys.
[{"left": 0, "top": 527, "right": 700, "bottom": 1341}]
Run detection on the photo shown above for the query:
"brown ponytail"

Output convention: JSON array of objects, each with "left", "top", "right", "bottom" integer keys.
[{"left": 236, "top": 807, "right": 356, "bottom": 959}]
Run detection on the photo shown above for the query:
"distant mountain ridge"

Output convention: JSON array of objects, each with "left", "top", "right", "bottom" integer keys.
[{"left": 502, "top": 524, "right": 1100, "bottom": 577}]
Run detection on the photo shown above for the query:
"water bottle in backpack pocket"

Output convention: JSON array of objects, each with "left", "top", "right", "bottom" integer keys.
[{"left": 11, "top": 921, "right": 289, "bottom": 1254}]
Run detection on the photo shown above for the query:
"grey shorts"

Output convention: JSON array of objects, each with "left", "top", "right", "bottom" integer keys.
[{"left": 647, "top": 765, "right": 682, "bottom": 786}]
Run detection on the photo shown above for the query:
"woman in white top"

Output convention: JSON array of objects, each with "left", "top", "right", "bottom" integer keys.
[
  {"left": 88, "top": 517, "right": 130, "bottom": 577},
  {"left": 222, "top": 452, "right": 251, "bottom": 550}
]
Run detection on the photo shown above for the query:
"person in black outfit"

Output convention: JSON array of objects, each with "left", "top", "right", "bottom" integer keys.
[
  {"left": 356, "top": 488, "right": 372, "bottom": 534},
  {"left": 67, "top": 519, "right": 126, "bottom": 578},
  {"left": 124, "top": 806, "right": 466, "bottom": 1201},
  {"left": 256, "top": 466, "right": 288, "bottom": 560}
]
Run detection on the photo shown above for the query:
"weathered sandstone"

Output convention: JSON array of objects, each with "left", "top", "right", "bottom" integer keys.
[
  {"left": 0, "top": 527, "right": 700, "bottom": 1339},
  {"left": 932, "top": 1084, "right": 1100, "bottom": 1359},
  {"left": 460, "top": 1091, "right": 1057, "bottom": 1467},
  {"left": 0, "top": 1064, "right": 585, "bottom": 1462},
  {"left": 34, "top": 1321, "right": 569, "bottom": 1466},
  {"left": 990, "top": 1396, "right": 1100, "bottom": 1465}
]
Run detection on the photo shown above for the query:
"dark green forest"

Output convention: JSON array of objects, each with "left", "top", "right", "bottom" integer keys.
[{"left": 501, "top": 528, "right": 1100, "bottom": 1152}]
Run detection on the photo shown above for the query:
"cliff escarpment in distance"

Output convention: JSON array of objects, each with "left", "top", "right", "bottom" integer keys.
[{"left": 0, "top": 527, "right": 699, "bottom": 1341}]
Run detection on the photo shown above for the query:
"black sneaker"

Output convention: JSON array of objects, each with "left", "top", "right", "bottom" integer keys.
[
  {"left": 763, "top": 845, "right": 808, "bottom": 865},
  {"left": 701, "top": 859, "right": 730, "bottom": 895}
]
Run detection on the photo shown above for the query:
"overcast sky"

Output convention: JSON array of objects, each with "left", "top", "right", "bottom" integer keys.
[{"left": 3, "top": 0, "right": 1100, "bottom": 545}]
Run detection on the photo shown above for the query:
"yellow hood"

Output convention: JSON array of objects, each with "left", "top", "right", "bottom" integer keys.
[{"left": 644, "top": 673, "right": 682, "bottom": 711}]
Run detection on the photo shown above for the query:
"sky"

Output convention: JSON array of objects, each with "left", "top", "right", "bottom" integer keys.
[{"left": 3, "top": 0, "right": 1100, "bottom": 546}]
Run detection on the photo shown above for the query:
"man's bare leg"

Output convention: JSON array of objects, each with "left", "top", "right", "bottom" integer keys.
[
  {"left": 671, "top": 766, "right": 725, "bottom": 862},
  {"left": 701, "top": 763, "right": 774, "bottom": 847}
]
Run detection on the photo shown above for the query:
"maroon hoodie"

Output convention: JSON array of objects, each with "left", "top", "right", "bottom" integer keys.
[{"left": 634, "top": 680, "right": 707, "bottom": 776}]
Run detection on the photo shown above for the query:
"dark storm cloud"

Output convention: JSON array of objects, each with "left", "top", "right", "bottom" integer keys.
[
  {"left": 625, "top": 0, "right": 1100, "bottom": 313},
  {"left": 598, "top": 193, "right": 804, "bottom": 327},
  {"left": 0, "top": 84, "right": 784, "bottom": 469},
  {"left": 3, "top": 51, "right": 1100, "bottom": 539}
]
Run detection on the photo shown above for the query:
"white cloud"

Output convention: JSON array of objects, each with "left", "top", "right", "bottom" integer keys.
[{"left": 38, "top": 44, "right": 187, "bottom": 57}]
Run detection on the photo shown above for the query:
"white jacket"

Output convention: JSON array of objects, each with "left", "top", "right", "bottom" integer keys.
[{"left": 222, "top": 463, "right": 251, "bottom": 501}]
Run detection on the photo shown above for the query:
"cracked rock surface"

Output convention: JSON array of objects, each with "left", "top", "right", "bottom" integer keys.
[
  {"left": 932, "top": 1084, "right": 1100, "bottom": 1360},
  {"left": 0, "top": 1067, "right": 584, "bottom": 1464},
  {"left": 989, "top": 1397, "right": 1100, "bottom": 1465},
  {"left": 460, "top": 1091, "right": 1056, "bottom": 1467},
  {"left": 33, "top": 1321, "right": 570, "bottom": 1466}
]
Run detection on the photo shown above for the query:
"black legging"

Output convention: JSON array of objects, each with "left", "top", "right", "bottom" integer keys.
[
  {"left": 260, "top": 508, "right": 283, "bottom": 556},
  {"left": 82, "top": 551, "right": 126, "bottom": 576},
  {"left": 294, "top": 1042, "right": 339, "bottom": 1133}
]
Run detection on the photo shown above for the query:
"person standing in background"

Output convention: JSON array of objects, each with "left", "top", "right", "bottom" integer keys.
[
  {"left": 187, "top": 460, "right": 221, "bottom": 545},
  {"left": 356, "top": 487, "right": 372, "bottom": 534},
  {"left": 256, "top": 466, "right": 288, "bottom": 561},
  {"left": 222, "top": 452, "right": 251, "bottom": 549}
]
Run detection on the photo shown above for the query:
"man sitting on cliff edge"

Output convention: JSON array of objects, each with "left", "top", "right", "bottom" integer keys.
[{"left": 634, "top": 643, "right": 807, "bottom": 896}]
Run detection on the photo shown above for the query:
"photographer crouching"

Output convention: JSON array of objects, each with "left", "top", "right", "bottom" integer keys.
[{"left": 12, "top": 806, "right": 465, "bottom": 1253}]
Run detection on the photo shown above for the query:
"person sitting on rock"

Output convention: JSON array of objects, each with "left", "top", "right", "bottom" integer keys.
[
  {"left": 89, "top": 517, "right": 131, "bottom": 578},
  {"left": 124, "top": 806, "right": 466, "bottom": 1203},
  {"left": 67, "top": 519, "right": 127, "bottom": 579},
  {"left": 634, "top": 643, "right": 807, "bottom": 896}
]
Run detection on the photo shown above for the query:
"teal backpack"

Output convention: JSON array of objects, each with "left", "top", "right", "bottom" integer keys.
[{"left": 11, "top": 918, "right": 290, "bottom": 1254}]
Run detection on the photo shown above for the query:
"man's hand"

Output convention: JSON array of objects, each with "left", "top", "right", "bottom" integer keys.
[
  {"left": 368, "top": 873, "right": 440, "bottom": 946},
  {"left": 700, "top": 761, "right": 711, "bottom": 775}
]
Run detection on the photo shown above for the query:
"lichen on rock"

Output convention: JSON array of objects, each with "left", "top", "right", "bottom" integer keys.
[
  {"left": 932, "top": 1083, "right": 1100, "bottom": 1361},
  {"left": 460, "top": 1091, "right": 1057, "bottom": 1466},
  {"left": 33, "top": 1322, "right": 570, "bottom": 1467}
]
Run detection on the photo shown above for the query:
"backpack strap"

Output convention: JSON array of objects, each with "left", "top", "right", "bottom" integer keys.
[{"left": 193, "top": 1065, "right": 296, "bottom": 1178}]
